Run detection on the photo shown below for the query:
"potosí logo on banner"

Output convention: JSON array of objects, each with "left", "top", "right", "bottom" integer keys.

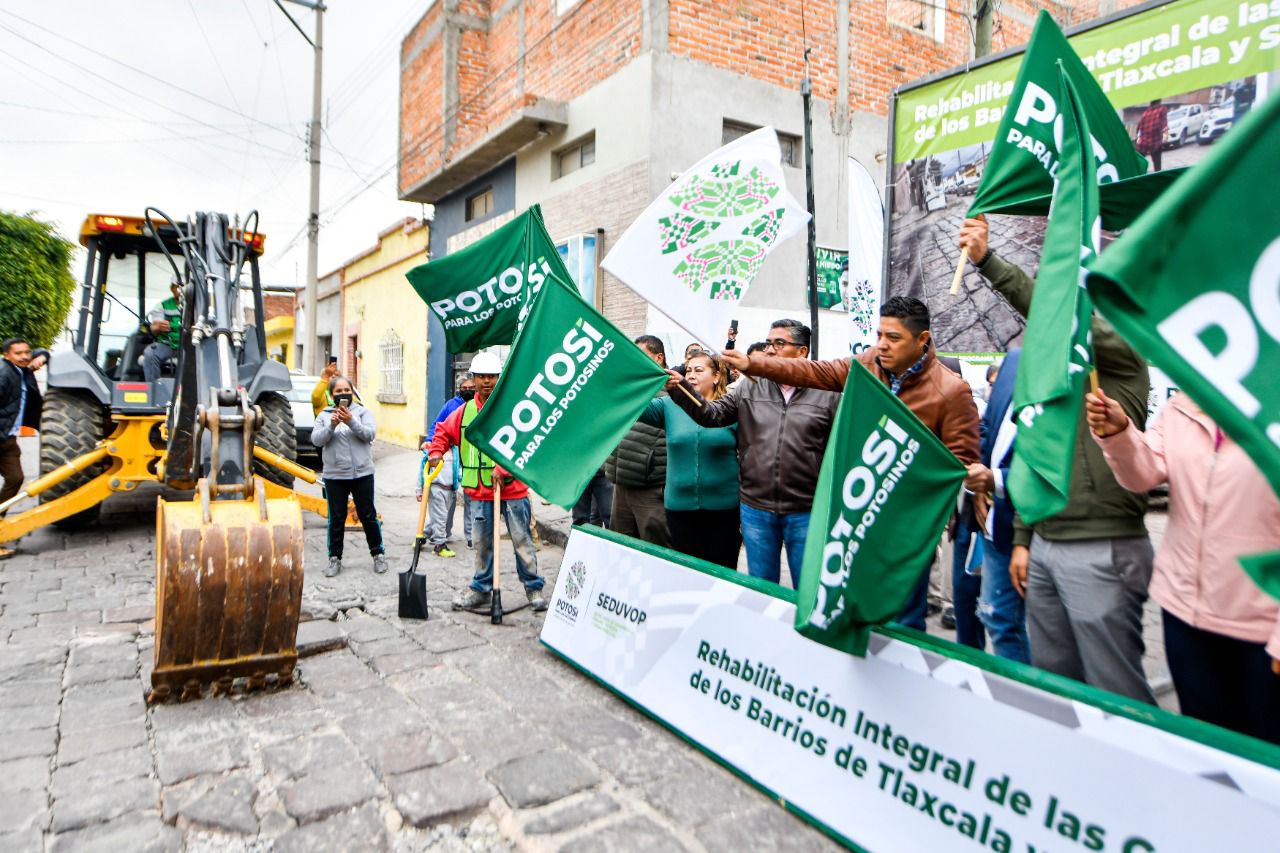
[
  {"left": 602, "top": 127, "right": 809, "bottom": 348},
  {"left": 404, "top": 205, "right": 572, "bottom": 353},
  {"left": 462, "top": 274, "right": 670, "bottom": 509},
  {"left": 796, "top": 361, "right": 966, "bottom": 656},
  {"left": 1089, "top": 90, "right": 1280, "bottom": 599},
  {"left": 1007, "top": 64, "right": 1101, "bottom": 526},
  {"left": 967, "top": 10, "right": 1149, "bottom": 223}
]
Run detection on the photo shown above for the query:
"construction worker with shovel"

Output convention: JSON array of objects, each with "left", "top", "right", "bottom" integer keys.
[{"left": 427, "top": 351, "right": 548, "bottom": 613}]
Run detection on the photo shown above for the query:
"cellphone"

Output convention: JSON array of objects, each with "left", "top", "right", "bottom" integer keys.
[
  {"left": 328, "top": 355, "right": 338, "bottom": 364},
  {"left": 334, "top": 393, "right": 353, "bottom": 409},
  {"left": 730, "top": 320, "right": 739, "bottom": 333}
]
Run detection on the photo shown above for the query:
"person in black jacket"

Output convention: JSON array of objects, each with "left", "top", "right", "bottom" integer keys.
[
  {"left": 606, "top": 335, "right": 671, "bottom": 548},
  {"left": 0, "top": 338, "right": 35, "bottom": 513}
]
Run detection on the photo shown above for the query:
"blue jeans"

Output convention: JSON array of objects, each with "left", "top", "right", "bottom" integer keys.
[
  {"left": 977, "top": 538, "right": 1030, "bottom": 663},
  {"left": 143, "top": 341, "right": 178, "bottom": 382},
  {"left": 952, "top": 515, "right": 986, "bottom": 650},
  {"left": 469, "top": 496, "right": 543, "bottom": 593},
  {"left": 739, "top": 503, "right": 809, "bottom": 588},
  {"left": 898, "top": 560, "right": 933, "bottom": 631}
]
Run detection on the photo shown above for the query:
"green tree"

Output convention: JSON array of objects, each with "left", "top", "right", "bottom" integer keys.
[{"left": 0, "top": 210, "right": 77, "bottom": 349}]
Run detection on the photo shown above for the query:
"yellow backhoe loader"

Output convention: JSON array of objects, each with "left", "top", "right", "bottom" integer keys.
[{"left": 0, "top": 211, "right": 328, "bottom": 701}]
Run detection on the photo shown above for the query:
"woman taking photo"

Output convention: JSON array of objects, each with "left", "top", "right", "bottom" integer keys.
[
  {"left": 638, "top": 350, "right": 741, "bottom": 569},
  {"left": 312, "top": 375, "right": 387, "bottom": 578},
  {"left": 1087, "top": 387, "right": 1280, "bottom": 743}
]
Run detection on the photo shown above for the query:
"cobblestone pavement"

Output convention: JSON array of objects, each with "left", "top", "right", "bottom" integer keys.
[{"left": 0, "top": 440, "right": 840, "bottom": 852}]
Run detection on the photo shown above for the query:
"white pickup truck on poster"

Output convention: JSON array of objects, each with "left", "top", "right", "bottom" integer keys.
[{"left": 541, "top": 527, "right": 1280, "bottom": 852}]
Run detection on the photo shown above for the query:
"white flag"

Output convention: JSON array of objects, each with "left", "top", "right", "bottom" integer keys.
[
  {"left": 603, "top": 127, "right": 809, "bottom": 347},
  {"left": 847, "top": 157, "right": 884, "bottom": 356}
]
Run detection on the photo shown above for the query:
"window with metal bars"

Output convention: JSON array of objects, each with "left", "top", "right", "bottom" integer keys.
[{"left": 379, "top": 330, "right": 404, "bottom": 401}]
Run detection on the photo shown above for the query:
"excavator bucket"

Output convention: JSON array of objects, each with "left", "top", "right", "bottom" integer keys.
[{"left": 149, "top": 482, "right": 304, "bottom": 702}]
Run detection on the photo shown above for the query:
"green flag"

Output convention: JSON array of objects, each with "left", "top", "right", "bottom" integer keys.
[
  {"left": 1089, "top": 91, "right": 1280, "bottom": 599},
  {"left": 1006, "top": 65, "right": 1100, "bottom": 526},
  {"left": 405, "top": 205, "right": 572, "bottom": 353},
  {"left": 968, "top": 10, "right": 1147, "bottom": 222},
  {"left": 796, "top": 361, "right": 966, "bottom": 657},
  {"left": 462, "top": 274, "right": 670, "bottom": 509}
]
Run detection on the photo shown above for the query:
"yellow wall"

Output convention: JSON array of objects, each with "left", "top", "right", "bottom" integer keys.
[
  {"left": 264, "top": 316, "right": 295, "bottom": 369},
  {"left": 341, "top": 219, "right": 430, "bottom": 450}
]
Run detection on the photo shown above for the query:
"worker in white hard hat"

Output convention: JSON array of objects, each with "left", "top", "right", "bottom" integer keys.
[{"left": 428, "top": 351, "right": 547, "bottom": 612}]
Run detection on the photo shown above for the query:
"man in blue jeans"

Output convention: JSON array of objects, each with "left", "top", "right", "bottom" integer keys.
[
  {"left": 964, "top": 350, "right": 1031, "bottom": 663},
  {"left": 715, "top": 300, "right": 980, "bottom": 615},
  {"left": 669, "top": 319, "right": 839, "bottom": 587},
  {"left": 427, "top": 353, "right": 546, "bottom": 612}
]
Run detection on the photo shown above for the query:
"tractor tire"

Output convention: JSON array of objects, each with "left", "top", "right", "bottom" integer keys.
[
  {"left": 253, "top": 391, "right": 297, "bottom": 490},
  {"left": 39, "top": 389, "right": 110, "bottom": 530}
]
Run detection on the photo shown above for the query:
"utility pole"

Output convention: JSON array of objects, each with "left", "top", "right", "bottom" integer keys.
[
  {"left": 801, "top": 70, "right": 819, "bottom": 359},
  {"left": 276, "top": 0, "right": 325, "bottom": 375},
  {"left": 975, "top": 0, "right": 994, "bottom": 58}
]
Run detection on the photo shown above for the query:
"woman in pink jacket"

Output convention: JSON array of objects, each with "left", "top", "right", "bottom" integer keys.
[{"left": 1087, "top": 388, "right": 1280, "bottom": 744}]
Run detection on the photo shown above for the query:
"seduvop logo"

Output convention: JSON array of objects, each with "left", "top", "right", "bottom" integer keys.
[
  {"left": 595, "top": 593, "right": 648, "bottom": 626},
  {"left": 553, "top": 560, "right": 588, "bottom": 626}
]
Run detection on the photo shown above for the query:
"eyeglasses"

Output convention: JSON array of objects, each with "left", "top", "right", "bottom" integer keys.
[{"left": 762, "top": 338, "right": 798, "bottom": 350}]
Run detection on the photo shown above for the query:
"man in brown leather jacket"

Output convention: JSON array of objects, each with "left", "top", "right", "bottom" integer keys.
[
  {"left": 668, "top": 319, "right": 839, "bottom": 589},
  {"left": 710, "top": 297, "right": 981, "bottom": 623}
]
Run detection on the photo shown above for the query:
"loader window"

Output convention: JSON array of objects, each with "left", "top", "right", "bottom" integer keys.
[{"left": 96, "top": 251, "right": 179, "bottom": 378}]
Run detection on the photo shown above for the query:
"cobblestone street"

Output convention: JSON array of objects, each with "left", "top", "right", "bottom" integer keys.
[{"left": 0, "top": 440, "right": 841, "bottom": 852}]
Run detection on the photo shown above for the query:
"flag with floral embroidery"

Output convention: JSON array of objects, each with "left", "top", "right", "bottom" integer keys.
[{"left": 603, "top": 127, "right": 810, "bottom": 346}]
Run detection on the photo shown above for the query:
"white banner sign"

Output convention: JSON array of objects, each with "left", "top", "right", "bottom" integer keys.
[
  {"left": 847, "top": 157, "right": 884, "bottom": 356},
  {"left": 542, "top": 529, "right": 1280, "bottom": 852}
]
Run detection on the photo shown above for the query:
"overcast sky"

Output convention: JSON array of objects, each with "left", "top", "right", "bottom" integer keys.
[{"left": 0, "top": 0, "right": 431, "bottom": 287}]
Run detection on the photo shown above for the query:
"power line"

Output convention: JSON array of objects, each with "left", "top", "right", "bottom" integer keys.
[
  {"left": 0, "top": 21, "right": 305, "bottom": 161},
  {"left": 187, "top": 0, "right": 245, "bottom": 114},
  {"left": 0, "top": 9, "right": 298, "bottom": 139},
  {"left": 239, "top": 0, "right": 270, "bottom": 45},
  {"left": 0, "top": 98, "right": 274, "bottom": 131},
  {"left": 0, "top": 44, "right": 285, "bottom": 174},
  {"left": 267, "top": 10, "right": 297, "bottom": 128}
]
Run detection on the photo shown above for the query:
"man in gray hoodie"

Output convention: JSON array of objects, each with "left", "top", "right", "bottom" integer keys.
[{"left": 312, "top": 375, "right": 386, "bottom": 577}]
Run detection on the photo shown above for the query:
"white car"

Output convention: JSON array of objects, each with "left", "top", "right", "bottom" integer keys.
[
  {"left": 1198, "top": 105, "right": 1234, "bottom": 144},
  {"left": 1163, "top": 104, "right": 1206, "bottom": 148},
  {"left": 287, "top": 373, "right": 361, "bottom": 463}
]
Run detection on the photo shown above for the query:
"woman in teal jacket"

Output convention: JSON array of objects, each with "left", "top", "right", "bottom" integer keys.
[{"left": 639, "top": 351, "right": 741, "bottom": 569}]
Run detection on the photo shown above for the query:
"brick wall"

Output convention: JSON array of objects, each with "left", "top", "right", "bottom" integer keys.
[
  {"left": 401, "top": 0, "right": 1154, "bottom": 195},
  {"left": 262, "top": 294, "right": 296, "bottom": 322},
  {"left": 399, "top": 0, "right": 644, "bottom": 197}
]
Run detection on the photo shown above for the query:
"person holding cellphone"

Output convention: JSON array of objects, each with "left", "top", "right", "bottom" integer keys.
[{"left": 312, "top": 375, "right": 386, "bottom": 577}]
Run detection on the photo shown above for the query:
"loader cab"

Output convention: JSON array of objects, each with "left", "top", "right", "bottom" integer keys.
[{"left": 62, "top": 214, "right": 271, "bottom": 415}]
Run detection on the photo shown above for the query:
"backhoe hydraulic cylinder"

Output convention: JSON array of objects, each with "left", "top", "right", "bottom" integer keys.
[{"left": 0, "top": 445, "right": 110, "bottom": 514}]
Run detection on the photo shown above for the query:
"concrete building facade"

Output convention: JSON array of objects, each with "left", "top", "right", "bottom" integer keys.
[
  {"left": 398, "top": 0, "right": 1147, "bottom": 414},
  {"left": 293, "top": 270, "right": 343, "bottom": 372},
  {"left": 338, "top": 217, "right": 432, "bottom": 450}
]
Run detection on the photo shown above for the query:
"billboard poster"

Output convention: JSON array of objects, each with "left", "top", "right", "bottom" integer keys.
[
  {"left": 887, "top": 0, "right": 1280, "bottom": 354},
  {"left": 814, "top": 245, "right": 849, "bottom": 311}
]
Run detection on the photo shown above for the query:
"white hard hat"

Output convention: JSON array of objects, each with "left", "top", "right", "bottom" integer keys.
[{"left": 469, "top": 352, "right": 503, "bottom": 376}]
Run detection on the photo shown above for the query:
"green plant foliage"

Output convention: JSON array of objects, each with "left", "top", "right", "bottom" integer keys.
[{"left": 0, "top": 211, "right": 77, "bottom": 349}]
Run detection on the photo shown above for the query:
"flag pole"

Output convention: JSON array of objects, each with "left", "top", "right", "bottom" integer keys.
[
  {"left": 949, "top": 249, "right": 967, "bottom": 295},
  {"left": 490, "top": 479, "right": 503, "bottom": 624},
  {"left": 675, "top": 382, "right": 704, "bottom": 408}
]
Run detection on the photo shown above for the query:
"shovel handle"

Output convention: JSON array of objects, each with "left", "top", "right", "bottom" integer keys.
[
  {"left": 492, "top": 480, "right": 502, "bottom": 591},
  {"left": 416, "top": 461, "right": 443, "bottom": 536}
]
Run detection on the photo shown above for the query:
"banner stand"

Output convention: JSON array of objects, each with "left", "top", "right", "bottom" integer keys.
[{"left": 542, "top": 526, "right": 1280, "bottom": 852}]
